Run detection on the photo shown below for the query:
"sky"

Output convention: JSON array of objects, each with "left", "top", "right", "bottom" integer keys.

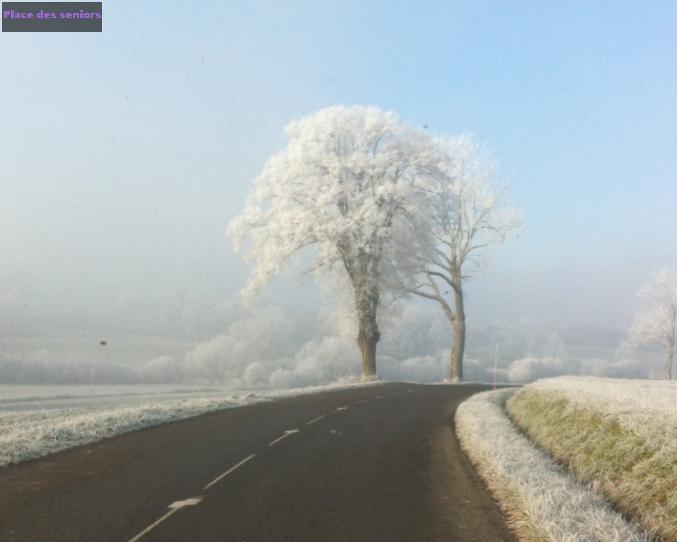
[{"left": 2, "top": 0, "right": 677, "bottom": 335}]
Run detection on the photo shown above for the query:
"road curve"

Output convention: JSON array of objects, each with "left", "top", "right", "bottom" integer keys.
[{"left": 0, "top": 383, "right": 515, "bottom": 541}]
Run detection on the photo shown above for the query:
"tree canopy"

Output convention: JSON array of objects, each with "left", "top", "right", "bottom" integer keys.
[{"left": 229, "top": 105, "right": 439, "bottom": 376}]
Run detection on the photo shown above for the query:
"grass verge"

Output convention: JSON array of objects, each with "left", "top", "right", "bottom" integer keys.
[
  {"left": 507, "top": 378, "right": 676, "bottom": 541},
  {"left": 455, "top": 388, "right": 648, "bottom": 541}
]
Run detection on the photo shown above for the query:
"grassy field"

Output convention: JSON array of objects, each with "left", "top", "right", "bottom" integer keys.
[
  {"left": 456, "top": 388, "right": 647, "bottom": 541},
  {"left": 507, "top": 377, "right": 677, "bottom": 541}
]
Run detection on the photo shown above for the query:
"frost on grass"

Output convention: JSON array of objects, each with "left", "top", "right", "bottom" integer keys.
[
  {"left": 455, "top": 388, "right": 650, "bottom": 542},
  {"left": 0, "top": 396, "right": 250, "bottom": 466},
  {"left": 508, "top": 377, "right": 676, "bottom": 541},
  {"left": 0, "top": 379, "right": 375, "bottom": 467}
]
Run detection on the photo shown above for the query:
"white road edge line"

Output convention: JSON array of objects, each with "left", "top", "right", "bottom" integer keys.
[
  {"left": 204, "top": 453, "right": 256, "bottom": 490},
  {"left": 334, "top": 406, "right": 349, "bottom": 412},
  {"left": 306, "top": 414, "right": 327, "bottom": 425},
  {"left": 268, "top": 429, "right": 300, "bottom": 447},
  {"left": 355, "top": 399, "right": 370, "bottom": 405},
  {"left": 128, "top": 497, "right": 203, "bottom": 542}
]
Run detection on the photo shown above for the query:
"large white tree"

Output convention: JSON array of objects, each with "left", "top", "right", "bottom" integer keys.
[
  {"left": 401, "top": 135, "right": 521, "bottom": 382},
  {"left": 229, "top": 106, "right": 437, "bottom": 378},
  {"left": 628, "top": 267, "right": 677, "bottom": 380}
]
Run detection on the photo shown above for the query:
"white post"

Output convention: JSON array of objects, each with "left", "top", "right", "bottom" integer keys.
[{"left": 493, "top": 343, "right": 498, "bottom": 390}]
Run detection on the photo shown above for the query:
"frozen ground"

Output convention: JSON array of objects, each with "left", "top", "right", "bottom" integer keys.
[
  {"left": 508, "top": 377, "right": 676, "bottom": 540},
  {"left": 455, "top": 388, "right": 650, "bottom": 541},
  {"left": 0, "top": 380, "right": 372, "bottom": 467},
  {"left": 0, "top": 384, "right": 235, "bottom": 409},
  {"left": 510, "top": 376, "right": 677, "bottom": 446}
]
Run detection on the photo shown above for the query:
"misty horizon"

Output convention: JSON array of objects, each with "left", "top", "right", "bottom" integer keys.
[{"left": 2, "top": 2, "right": 676, "bottom": 385}]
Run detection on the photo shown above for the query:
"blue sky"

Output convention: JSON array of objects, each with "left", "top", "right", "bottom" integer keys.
[{"left": 1, "top": 1, "right": 676, "bottom": 331}]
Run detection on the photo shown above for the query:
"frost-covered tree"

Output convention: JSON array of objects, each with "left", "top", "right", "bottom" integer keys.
[
  {"left": 628, "top": 267, "right": 677, "bottom": 380},
  {"left": 402, "top": 135, "right": 521, "bottom": 382},
  {"left": 229, "top": 106, "right": 437, "bottom": 378}
]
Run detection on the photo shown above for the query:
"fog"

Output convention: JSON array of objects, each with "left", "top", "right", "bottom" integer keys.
[
  {"left": 0, "top": 297, "right": 664, "bottom": 385},
  {"left": 2, "top": 3, "right": 676, "bottom": 386}
]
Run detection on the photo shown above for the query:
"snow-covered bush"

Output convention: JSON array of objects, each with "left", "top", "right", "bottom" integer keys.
[{"left": 506, "top": 356, "right": 567, "bottom": 383}]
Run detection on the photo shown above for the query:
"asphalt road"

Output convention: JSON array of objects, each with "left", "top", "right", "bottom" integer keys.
[{"left": 0, "top": 383, "right": 515, "bottom": 542}]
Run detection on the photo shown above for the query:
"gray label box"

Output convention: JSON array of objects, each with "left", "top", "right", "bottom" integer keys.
[{"left": 2, "top": 2, "right": 102, "bottom": 32}]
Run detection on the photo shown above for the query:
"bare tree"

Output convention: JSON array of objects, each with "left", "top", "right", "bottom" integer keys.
[
  {"left": 402, "top": 135, "right": 522, "bottom": 382},
  {"left": 229, "top": 106, "right": 436, "bottom": 378},
  {"left": 628, "top": 267, "right": 677, "bottom": 380}
]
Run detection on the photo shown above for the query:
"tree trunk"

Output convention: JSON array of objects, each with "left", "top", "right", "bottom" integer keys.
[
  {"left": 342, "top": 247, "right": 381, "bottom": 379},
  {"left": 450, "top": 316, "right": 465, "bottom": 382},
  {"left": 450, "top": 276, "right": 466, "bottom": 382},
  {"left": 667, "top": 342, "right": 674, "bottom": 380},
  {"left": 358, "top": 326, "right": 378, "bottom": 377},
  {"left": 353, "top": 280, "right": 380, "bottom": 379}
]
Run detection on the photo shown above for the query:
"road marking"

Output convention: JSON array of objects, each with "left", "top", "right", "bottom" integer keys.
[
  {"left": 128, "top": 497, "right": 203, "bottom": 542},
  {"left": 407, "top": 389, "right": 415, "bottom": 393},
  {"left": 374, "top": 395, "right": 384, "bottom": 400},
  {"left": 268, "top": 429, "right": 300, "bottom": 447},
  {"left": 203, "top": 454, "right": 256, "bottom": 490},
  {"left": 355, "top": 399, "right": 370, "bottom": 405},
  {"left": 306, "top": 414, "right": 327, "bottom": 425},
  {"left": 334, "top": 406, "right": 349, "bottom": 412}
]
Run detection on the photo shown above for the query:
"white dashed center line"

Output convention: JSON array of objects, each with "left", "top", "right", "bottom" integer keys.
[
  {"left": 128, "top": 497, "right": 203, "bottom": 542},
  {"left": 203, "top": 453, "right": 256, "bottom": 490},
  {"left": 125, "top": 390, "right": 394, "bottom": 540},
  {"left": 268, "top": 429, "right": 300, "bottom": 447},
  {"left": 306, "top": 414, "right": 327, "bottom": 425}
]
